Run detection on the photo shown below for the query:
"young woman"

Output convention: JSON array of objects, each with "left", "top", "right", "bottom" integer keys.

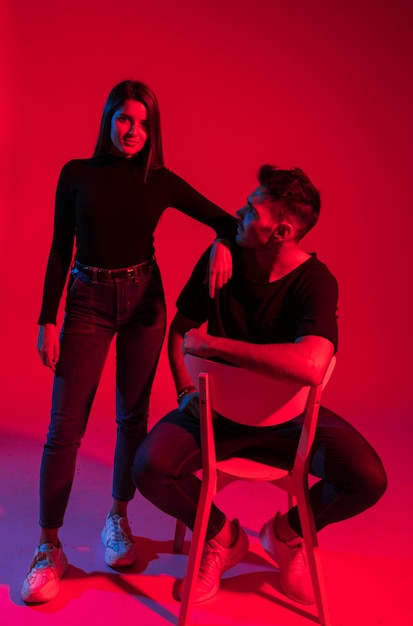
[{"left": 22, "top": 80, "right": 236, "bottom": 603}]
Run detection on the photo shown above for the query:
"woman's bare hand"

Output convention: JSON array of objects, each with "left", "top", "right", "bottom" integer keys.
[
  {"left": 207, "top": 239, "right": 233, "bottom": 299},
  {"left": 37, "top": 324, "right": 60, "bottom": 372}
]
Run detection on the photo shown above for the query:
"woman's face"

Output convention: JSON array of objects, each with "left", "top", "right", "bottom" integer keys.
[{"left": 110, "top": 99, "right": 149, "bottom": 158}]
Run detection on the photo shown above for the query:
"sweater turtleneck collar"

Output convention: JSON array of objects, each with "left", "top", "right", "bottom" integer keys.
[{"left": 96, "top": 153, "right": 145, "bottom": 168}]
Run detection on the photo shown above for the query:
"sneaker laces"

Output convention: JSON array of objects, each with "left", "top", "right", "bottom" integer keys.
[
  {"left": 288, "top": 542, "right": 308, "bottom": 571},
  {"left": 274, "top": 521, "right": 308, "bottom": 569},
  {"left": 108, "top": 516, "right": 132, "bottom": 546},
  {"left": 29, "top": 546, "right": 56, "bottom": 572},
  {"left": 197, "top": 542, "right": 228, "bottom": 589}
]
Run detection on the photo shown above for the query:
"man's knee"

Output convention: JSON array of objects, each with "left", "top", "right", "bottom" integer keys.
[
  {"left": 132, "top": 441, "right": 165, "bottom": 496},
  {"left": 351, "top": 453, "right": 387, "bottom": 512},
  {"left": 133, "top": 408, "right": 200, "bottom": 499},
  {"left": 364, "top": 458, "right": 387, "bottom": 506}
]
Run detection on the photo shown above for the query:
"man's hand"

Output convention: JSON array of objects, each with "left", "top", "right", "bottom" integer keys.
[
  {"left": 37, "top": 324, "right": 60, "bottom": 372},
  {"left": 207, "top": 239, "right": 232, "bottom": 299},
  {"left": 182, "top": 327, "right": 216, "bottom": 358},
  {"left": 178, "top": 390, "right": 200, "bottom": 418}
]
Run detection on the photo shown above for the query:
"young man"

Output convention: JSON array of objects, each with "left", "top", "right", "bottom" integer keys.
[{"left": 133, "top": 165, "right": 387, "bottom": 605}]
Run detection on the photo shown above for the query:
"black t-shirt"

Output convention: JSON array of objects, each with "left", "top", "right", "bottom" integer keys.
[
  {"left": 177, "top": 246, "right": 339, "bottom": 351},
  {"left": 38, "top": 156, "right": 237, "bottom": 324}
]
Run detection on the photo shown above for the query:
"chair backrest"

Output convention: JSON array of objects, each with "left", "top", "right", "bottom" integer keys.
[{"left": 184, "top": 354, "right": 335, "bottom": 427}]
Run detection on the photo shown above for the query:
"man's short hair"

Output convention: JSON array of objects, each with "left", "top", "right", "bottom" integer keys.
[{"left": 258, "top": 164, "right": 321, "bottom": 239}]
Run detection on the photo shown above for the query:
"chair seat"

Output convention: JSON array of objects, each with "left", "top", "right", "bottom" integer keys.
[{"left": 217, "top": 457, "right": 290, "bottom": 481}]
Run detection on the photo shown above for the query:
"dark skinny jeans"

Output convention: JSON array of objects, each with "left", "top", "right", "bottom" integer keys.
[
  {"left": 134, "top": 406, "right": 387, "bottom": 540},
  {"left": 40, "top": 262, "right": 166, "bottom": 529}
]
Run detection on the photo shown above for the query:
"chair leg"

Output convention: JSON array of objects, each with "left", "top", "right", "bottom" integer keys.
[
  {"left": 174, "top": 520, "right": 187, "bottom": 553},
  {"left": 296, "top": 490, "right": 331, "bottom": 626},
  {"left": 287, "top": 492, "right": 296, "bottom": 509},
  {"left": 177, "top": 476, "right": 216, "bottom": 626}
]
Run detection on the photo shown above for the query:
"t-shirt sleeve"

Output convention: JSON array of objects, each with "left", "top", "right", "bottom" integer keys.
[
  {"left": 176, "top": 247, "right": 211, "bottom": 324},
  {"left": 164, "top": 170, "right": 237, "bottom": 242},
  {"left": 294, "top": 263, "right": 339, "bottom": 351},
  {"left": 38, "top": 161, "right": 77, "bottom": 325}
]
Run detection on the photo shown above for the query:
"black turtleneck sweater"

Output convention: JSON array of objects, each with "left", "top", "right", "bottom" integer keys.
[{"left": 38, "top": 156, "right": 237, "bottom": 325}]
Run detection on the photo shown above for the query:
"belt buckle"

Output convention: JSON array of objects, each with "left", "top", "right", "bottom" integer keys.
[
  {"left": 127, "top": 268, "right": 135, "bottom": 279},
  {"left": 98, "top": 268, "right": 111, "bottom": 281}
]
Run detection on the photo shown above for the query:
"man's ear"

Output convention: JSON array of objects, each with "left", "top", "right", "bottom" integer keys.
[{"left": 272, "top": 222, "right": 293, "bottom": 240}]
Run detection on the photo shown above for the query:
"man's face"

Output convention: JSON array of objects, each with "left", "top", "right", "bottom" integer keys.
[{"left": 235, "top": 186, "right": 280, "bottom": 249}]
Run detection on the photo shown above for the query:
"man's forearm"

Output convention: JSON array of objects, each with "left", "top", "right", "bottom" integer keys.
[
  {"left": 183, "top": 332, "right": 334, "bottom": 386},
  {"left": 168, "top": 313, "right": 202, "bottom": 393}
]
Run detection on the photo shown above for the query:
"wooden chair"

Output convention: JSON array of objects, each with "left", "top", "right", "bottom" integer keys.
[{"left": 175, "top": 353, "right": 336, "bottom": 626}]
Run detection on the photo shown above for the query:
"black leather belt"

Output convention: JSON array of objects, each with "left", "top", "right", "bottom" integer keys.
[{"left": 75, "top": 260, "right": 154, "bottom": 282}]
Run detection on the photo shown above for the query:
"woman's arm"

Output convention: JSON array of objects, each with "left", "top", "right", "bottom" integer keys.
[
  {"left": 207, "top": 238, "right": 233, "bottom": 298},
  {"left": 167, "top": 170, "right": 237, "bottom": 296},
  {"left": 37, "top": 163, "right": 77, "bottom": 370},
  {"left": 38, "top": 162, "right": 77, "bottom": 326}
]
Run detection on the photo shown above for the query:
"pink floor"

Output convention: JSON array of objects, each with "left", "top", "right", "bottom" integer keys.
[{"left": 1, "top": 405, "right": 411, "bottom": 626}]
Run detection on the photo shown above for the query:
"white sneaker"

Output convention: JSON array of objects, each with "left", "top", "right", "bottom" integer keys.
[
  {"left": 101, "top": 513, "right": 136, "bottom": 567},
  {"left": 260, "top": 512, "right": 314, "bottom": 604},
  {"left": 178, "top": 519, "right": 249, "bottom": 603},
  {"left": 21, "top": 542, "right": 68, "bottom": 603}
]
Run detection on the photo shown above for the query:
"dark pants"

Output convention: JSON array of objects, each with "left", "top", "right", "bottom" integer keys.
[
  {"left": 39, "top": 262, "right": 166, "bottom": 529},
  {"left": 133, "top": 407, "right": 387, "bottom": 540}
]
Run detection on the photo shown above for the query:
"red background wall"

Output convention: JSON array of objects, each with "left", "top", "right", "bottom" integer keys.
[{"left": 2, "top": 0, "right": 412, "bottom": 457}]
